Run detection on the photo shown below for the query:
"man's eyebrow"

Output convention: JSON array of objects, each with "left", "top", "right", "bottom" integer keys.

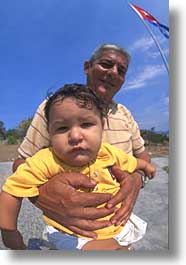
[
  {"left": 96, "top": 58, "right": 127, "bottom": 71},
  {"left": 99, "top": 59, "right": 124, "bottom": 65},
  {"left": 98, "top": 59, "right": 113, "bottom": 62},
  {"left": 118, "top": 64, "right": 127, "bottom": 70}
]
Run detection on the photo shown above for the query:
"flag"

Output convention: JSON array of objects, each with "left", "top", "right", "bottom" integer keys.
[{"left": 129, "top": 3, "right": 169, "bottom": 39}]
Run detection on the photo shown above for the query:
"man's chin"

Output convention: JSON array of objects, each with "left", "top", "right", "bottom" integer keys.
[
  {"left": 96, "top": 85, "right": 107, "bottom": 94},
  {"left": 95, "top": 87, "right": 109, "bottom": 101}
]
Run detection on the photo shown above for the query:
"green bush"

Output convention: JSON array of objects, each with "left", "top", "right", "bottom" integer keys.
[
  {"left": 7, "top": 135, "right": 18, "bottom": 145},
  {"left": 141, "top": 129, "right": 169, "bottom": 144},
  {"left": 163, "top": 166, "right": 169, "bottom": 173}
]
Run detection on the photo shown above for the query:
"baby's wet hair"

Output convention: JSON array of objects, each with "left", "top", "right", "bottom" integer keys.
[{"left": 44, "top": 83, "right": 107, "bottom": 125}]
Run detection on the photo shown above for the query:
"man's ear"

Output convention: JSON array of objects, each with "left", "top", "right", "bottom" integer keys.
[{"left": 84, "top": 60, "right": 91, "bottom": 74}]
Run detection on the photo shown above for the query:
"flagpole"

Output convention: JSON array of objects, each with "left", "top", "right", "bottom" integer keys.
[
  {"left": 140, "top": 18, "right": 169, "bottom": 74},
  {"left": 129, "top": 3, "right": 169, "bottom": 74}
]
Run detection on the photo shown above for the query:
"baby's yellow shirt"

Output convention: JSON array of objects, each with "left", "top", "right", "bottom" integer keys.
[{"left": 3, "top": 143, "right": 137, "bottom": 239}]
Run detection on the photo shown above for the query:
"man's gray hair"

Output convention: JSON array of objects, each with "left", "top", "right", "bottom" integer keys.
[{"left": 89, "top": 43, "right": 131, "bottom": 68}]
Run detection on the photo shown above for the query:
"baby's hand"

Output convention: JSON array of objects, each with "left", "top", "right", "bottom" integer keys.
[{"left": 144, "top": 163, "right": 156, "bottom": 179}]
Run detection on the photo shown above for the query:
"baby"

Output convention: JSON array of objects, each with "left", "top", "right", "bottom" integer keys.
[{"left": 0, "top": 84, "right": 156, "bottom": 250}]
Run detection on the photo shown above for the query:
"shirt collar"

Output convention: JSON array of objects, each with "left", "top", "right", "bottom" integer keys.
[{"left": 107, "top": 100, "right": 118, "bottom": 114}]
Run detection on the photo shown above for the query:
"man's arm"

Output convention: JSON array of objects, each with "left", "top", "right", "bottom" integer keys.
[
  {"left": 106, "top": 150, "right": 151, "bottom": 226},
  {"left": 32, "top": 172, "right": 116, "bottom": 238}
]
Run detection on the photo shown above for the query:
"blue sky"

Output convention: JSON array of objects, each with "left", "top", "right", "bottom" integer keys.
[{"left": 0, "top": 0, "right": 169, "bottom": 131}]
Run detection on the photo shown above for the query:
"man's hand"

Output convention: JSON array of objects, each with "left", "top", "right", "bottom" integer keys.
[
  {"left": 31, "top": 172, "right": 115, "bottom": 238},
  {"left": 106, "top": 165, "right": 142, "bottom": 226}
]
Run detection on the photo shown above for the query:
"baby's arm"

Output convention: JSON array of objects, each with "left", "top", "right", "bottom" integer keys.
[
  {"left": 136, "top": 158, "right": 156, "bottom": 179},
  {"left": 0, "top": 191, "right": 26, "bottom": 249}
]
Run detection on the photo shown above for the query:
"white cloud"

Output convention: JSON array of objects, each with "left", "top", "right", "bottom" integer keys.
[
  {"left": 125, "top": 64, "right": 165, "bottom": 90},
  {"left": 129, "top": 36, "right": 169, "bottom": 58},
  {"left": 164, "top": 96, "right": 169, "bottom": 105},
  {"left": 137, "top": 104, "right": 169, "bottom": 131},
  {"left": 128, "top": 37, "right": 154, "bottom": 53},
  {"left": 149, "top": 47, "right": 169, "bottom": 59}
]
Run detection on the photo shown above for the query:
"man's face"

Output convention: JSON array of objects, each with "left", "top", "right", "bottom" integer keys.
[{"left": 84, "top": 50, "right": 128, "bottom": 103}]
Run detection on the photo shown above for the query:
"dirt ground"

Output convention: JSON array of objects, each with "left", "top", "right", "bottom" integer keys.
[
  {"left": 0, "top": 143, "right": 168, "bottom": 162},
  {"left": 0, "top": 143, "right": 20, "bottom": 162},
  {"left": 145, "top": 144, "right": 169, "bottom": 157}
]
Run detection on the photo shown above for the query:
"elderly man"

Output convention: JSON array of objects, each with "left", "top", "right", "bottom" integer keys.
[{"left": 13, "top": 43, "right": 150, "bottom": 239}]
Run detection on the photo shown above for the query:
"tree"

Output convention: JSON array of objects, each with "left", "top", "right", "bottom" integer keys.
[
  {"left": 7, "top": 135, "right": 18, "bottom": 145},
  {"left": 17, "top": 117, "right": 33, "bottom": 138},
  {"left": 141, "top": 129, "right": 169, "bottom": 145},
  {"left": 6, "top": 129, "right": 20, "bottom": 139},
  {"left": 0, "top": 121, "right": 6, "bottom": 140}
]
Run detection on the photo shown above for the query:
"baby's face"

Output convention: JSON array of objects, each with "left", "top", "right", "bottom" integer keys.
[{"left": 48, "top": 97, "right": 103, "bottom": 167}]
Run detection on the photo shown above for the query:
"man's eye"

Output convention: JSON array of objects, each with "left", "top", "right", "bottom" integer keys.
[
  {"left": 118, "top": 68, "right": 126, "bottom": 76},
  {"left": 99, "top": 62, "right": 112, "bottom": 69},
  {"left": 118, "top": 66, "right": 126, "bottom": 76}
]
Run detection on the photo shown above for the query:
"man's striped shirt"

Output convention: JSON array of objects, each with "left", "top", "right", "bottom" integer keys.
[{"left": 18, "top": 100, "right": 145, "bottom": 158}]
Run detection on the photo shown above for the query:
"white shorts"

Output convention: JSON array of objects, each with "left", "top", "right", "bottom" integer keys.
[{"left": 43, "top": 213, "right": 147, "bottom": 250}]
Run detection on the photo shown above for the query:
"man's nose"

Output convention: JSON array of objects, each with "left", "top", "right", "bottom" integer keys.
[{"left": 107, "top": 65, "right": 118, "bottom": 77}]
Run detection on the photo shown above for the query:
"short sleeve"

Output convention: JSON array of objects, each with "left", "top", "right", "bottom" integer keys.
[{"left": 18, "top": 100, "right": 50, "bottom": 158}]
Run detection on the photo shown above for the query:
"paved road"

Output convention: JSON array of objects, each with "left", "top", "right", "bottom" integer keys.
[{"left": 0, "top": 157, "right": 168, "bottom": 250}]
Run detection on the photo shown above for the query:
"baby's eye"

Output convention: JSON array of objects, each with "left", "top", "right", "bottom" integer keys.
[
  {"left": 56, "top": 126, "right": 68, "bottom": 133},
  {"left": 81, "top": 122, "right": 93, "bottom": 128}
]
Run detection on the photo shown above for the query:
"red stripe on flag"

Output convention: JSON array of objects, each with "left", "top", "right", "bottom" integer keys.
[{"left": 130, "top": 3, "right": 160, "bottom": 24}]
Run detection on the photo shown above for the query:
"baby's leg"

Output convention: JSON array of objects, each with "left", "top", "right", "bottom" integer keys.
[{"left": 82, "top": 238, "right": 130, "bottom": 250}]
